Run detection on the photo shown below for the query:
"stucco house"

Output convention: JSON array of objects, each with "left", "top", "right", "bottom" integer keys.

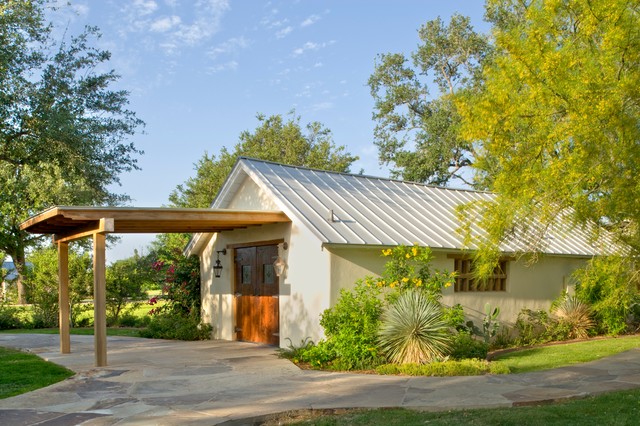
[{"left": 186, "top": 157, "right": 609, "bottom": 347}]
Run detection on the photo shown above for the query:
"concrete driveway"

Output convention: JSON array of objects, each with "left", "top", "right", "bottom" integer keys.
[{"left": 1, "top": 334, "right": 640, "bottom": 425}]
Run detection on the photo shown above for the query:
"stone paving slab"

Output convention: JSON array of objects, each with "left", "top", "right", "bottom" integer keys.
[{"left": 0, "top": 334, "right": 639, "bottom": 425}]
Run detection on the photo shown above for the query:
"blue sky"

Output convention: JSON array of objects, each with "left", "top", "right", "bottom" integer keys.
[{"left": 47, "top": 0, "right": 489, "bottom": 261}]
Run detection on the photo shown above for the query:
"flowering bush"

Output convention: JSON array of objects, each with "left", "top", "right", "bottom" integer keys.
[
  {"left": 376, "top": 244, "right": 456, "bottom": 301},
  {"left": 143, "top": 255, "right": 211, "bottom": 341}
]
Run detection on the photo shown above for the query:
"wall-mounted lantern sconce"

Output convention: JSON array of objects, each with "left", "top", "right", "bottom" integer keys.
[
  {"left": 273, "top": 241, "right": 288, "bottom": 277},
  {"left": 213, "top": 249, "right": 227, "bottom": 278}
]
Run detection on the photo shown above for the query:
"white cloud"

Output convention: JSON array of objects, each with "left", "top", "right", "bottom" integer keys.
[
  {"left": 300, "top": 14, "right": 320, "bottom": 27},
  {"left": 208, "top": 37, "right": 250, "bottom": 59},
  {"left": 150, "top": 15, "right": 182, "bottom": 32},
  {"left": 314, "top": 62, "right": 323, "bottom": 68},
  {"left": 134, "top": 0, "right": 159, "bottom": 16},
  {"left": 118, "top": 0, "right": 230, "bottom": 53},
  {"left": 276, "top": 26, "right": 293, "bottom": 39},
  {"left": 207, "top": 60, "right": 239, "bottom": 73},
  {"left": 311, "top": 101, "right": 333, "bottom": 111},
  {"left": 292, "top": 40, "right": 335, "bottom": 56}
]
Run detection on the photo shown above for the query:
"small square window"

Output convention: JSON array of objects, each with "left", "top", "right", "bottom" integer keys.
[{"left": 454, "top": 259, "right": 507, "bottom": 292}]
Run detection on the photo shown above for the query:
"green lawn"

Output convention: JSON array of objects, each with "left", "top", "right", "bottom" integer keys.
[
  {"left": 491, "top": 335, "right": 640, "bottom": 373},
  {"left": 0, "top": 347, "right": 74, "bottom": 399},
  {"left": 273, "top": 387, "right": 640, "bottom": 425}
]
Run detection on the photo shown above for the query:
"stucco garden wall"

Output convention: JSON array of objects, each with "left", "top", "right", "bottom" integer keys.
[{"left": 327, "top": 245, "right": 588, "bottom": 326}]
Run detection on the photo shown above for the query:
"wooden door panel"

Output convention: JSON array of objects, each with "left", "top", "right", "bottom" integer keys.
[{"left": 234, "top": 244, "right": 280, "bottom": 345}]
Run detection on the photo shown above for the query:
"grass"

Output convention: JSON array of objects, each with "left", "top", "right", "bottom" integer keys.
[
  {"left": 263, "top": 387, "right": 640, "bottom": 425},
  {"left": 491, "top": 335, "right": 640, "bottom": 373},
  {"left": 0, "top": 346, "right": 74, "bottom": 399}
]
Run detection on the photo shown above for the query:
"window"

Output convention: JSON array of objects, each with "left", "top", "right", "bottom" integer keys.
[{"left": 453, "top": 258, "right": 507, "bottom": 292}]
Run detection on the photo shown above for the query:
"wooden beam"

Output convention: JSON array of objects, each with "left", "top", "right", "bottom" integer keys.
[
  {"left": 58, "top": 242, "right": 70, "bottom": 354},
  {"left": 54, "top": 218, "right": 115, "bottom": 243},
  {"left": 93, "top": 232, "right": 107, "bottom": 367}
]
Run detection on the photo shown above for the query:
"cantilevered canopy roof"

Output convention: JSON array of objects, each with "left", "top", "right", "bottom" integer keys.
[{"left": 21, "top": 206, "right": 291, "bottom": 242}]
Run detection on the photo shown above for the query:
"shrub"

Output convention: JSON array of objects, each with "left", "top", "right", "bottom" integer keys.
[
  {"left": 139, "top": 313, "right": 212, "bottom": 340},
  {"left": 550, "top": 295, "right": 595, "bottom": 340},
  {"left": 378, "top": 245, "right": 455, "bottom": 301},
  {"left": 378, "top": 289, "right": 451, "bottom": 364},
  {"left": 574, "top": 256, "right": 640, "bottom": 335},
  {"left": 375, "top": 359, "right": 509, "bottom": 376},
  {"left": 312, "top": 278, "right": 384, "bottom": 370},
  {"left": 514, "top": 308, "right": 554, "bottom": 346},
  {"left": 448, "top": 332, "right": 489, "bottom": 360},
  {"left": 0, "top": 303, "right": 27, "bottom": 329}
]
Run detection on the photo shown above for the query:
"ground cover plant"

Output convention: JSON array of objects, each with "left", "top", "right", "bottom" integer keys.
[{"left": 0, "top": 347, "right": 73, "bottom": 399}]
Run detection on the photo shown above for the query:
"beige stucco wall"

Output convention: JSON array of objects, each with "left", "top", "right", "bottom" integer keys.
[
  {"left": 327, "top": 245, "right": 588, "bottom": 326},
  {"left": 200, "top": 176, "right": 332, "bottom": 346}
]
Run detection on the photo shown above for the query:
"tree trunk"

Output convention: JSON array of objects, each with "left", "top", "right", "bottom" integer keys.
[{"left": 12, "top": 248, "right": 27, "bottom": 305}]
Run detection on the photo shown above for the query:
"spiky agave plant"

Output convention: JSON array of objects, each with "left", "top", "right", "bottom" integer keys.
[
  {"left": 378, "top": 289, "right": 451, "bottom": 364},
  {"left": 551, "top": 295, "right": 595, "bottom": 340}
]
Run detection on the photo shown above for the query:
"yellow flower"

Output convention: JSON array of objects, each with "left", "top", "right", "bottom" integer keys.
[
  {"left": 390, "top": 281, "right": 397, "bottom": 288},
  {"left": 412, "top": 247, "right": 418, "bottom": 256},
  {"left": 445, "top": 282, "right": 452, "bottom": 288},
  {"left": 415, "top": 279, "right": 422, "bottom": 287},
  {"left": 401, "top": 277, "right": 409, "bottom": 283},
  {"left": 382, "top": 249, "right": 392, "bottom": 256},
  {"left": 405, "top": 253, "right": 411, "bottom": 259}
]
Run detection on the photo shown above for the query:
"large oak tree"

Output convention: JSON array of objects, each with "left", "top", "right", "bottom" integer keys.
[{"left": 0, "top": 0, "right": 143, "bottom": 302}]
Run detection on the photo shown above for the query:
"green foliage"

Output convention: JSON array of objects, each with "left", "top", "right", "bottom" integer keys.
[
  {"left": 23, "top": 245, "right": 92, "bottom": 329},
  {"left": 0, "top": 303, "right": 28, "bottom": 330},
  {"left": 168, "top": 112, "right": 357, "bottom": 209},
  {"left": 550, "top": 294, "right": 595, "bottom": 340},
  {"left": 448, "top": 332, "right": 489, "bottom": 361},
  {"left": 574, "top": 256, "right": 640, "bottom": 335},
  {"left": 457, "top": 0, "right": 640, "bottom": 274},
  {"left": 138, "top": 313, "right": 212, "bottom": 341},
  {"left": 442, "top": 303, "right": 467, "bottom": 331},
  {"left": 368, "top": 14, "right": 489, "bottom": 186},
  {"left": 378, "top": 245, "right": 455, "bottom": 300},
  {"left": 378, "top": 289, "right": 451, "bottom": 364},
  {"left": 0, "top": 0, "right": 143, "bottom": 304},
  {"left": 375, "top": 358, "right": 508, "bottom": 376},
  {"left": 312, "top": 279, "right": 384, "bottom": 370},
  {"left": 514, "top": 308, "right": 555, "bottom": 347},
  {"left": 482, "top": 303, "right": 501, "bottom": 345},
  {"left": 106, "top": 254, "right": 149, "bottom": 325}
]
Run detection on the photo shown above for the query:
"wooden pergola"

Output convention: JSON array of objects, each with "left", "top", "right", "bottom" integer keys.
[{"left": 20, "top": 206, "right": 291, "bottom": 367}]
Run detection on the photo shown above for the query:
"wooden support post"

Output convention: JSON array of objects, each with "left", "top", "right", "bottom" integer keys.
[
  {"left": 58, "top": 241, "right": 70, "bottom": 354},
  {"left": 93, "top": 232, "right": 107, "bottom": 367}
]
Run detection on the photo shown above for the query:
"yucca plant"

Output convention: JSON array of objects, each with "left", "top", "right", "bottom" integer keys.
[
  {"left": 378, "top": 289, "right": 451, "bottom": 364},
  {"left": 551, "top": 295, "right": 595, "bottom": 340}
]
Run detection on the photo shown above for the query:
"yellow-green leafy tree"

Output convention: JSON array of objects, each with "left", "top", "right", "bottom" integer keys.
[{"left": 457, "top": 0, "right": 640, "bottom": 270}]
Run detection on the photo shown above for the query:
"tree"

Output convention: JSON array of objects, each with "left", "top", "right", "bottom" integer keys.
[
  {"left": 368, "top": 14, "right": 490, "bottom": 186},
  {"left": 0, "top": 0, "right": 144, "bottom": 303},
  {"left": 456, "top": 0, "right": 640, "bottom": 265},
  {"left": 169, "top": 112, "right": 358, "bottom": 208},
  {"left": 25, "top": 244, "right": 92, "bottom": 328},
  {"left": 106, "top": 254, "right": 149, "bottom": 325},
  {"left": 158, "top": 112, "right": 358, "bottom": 257}
]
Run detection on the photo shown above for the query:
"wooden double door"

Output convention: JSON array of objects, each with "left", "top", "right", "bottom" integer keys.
[{"left": 234, "top": 245, "right": 279, "bottom": 345}]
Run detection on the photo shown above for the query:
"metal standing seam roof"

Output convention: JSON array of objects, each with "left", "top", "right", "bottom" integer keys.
[{"left": 213, "top": 158, "right": 613, "bottom": 257}]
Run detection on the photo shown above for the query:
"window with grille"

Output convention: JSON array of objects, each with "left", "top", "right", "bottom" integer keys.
[{"left": 453, "top": 258, "right": 508, "bottom": 292}]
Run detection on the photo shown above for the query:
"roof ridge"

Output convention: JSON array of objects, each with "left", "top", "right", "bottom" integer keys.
[{"left": 237, "top": 157, "right": 492, "bottom": 194}]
